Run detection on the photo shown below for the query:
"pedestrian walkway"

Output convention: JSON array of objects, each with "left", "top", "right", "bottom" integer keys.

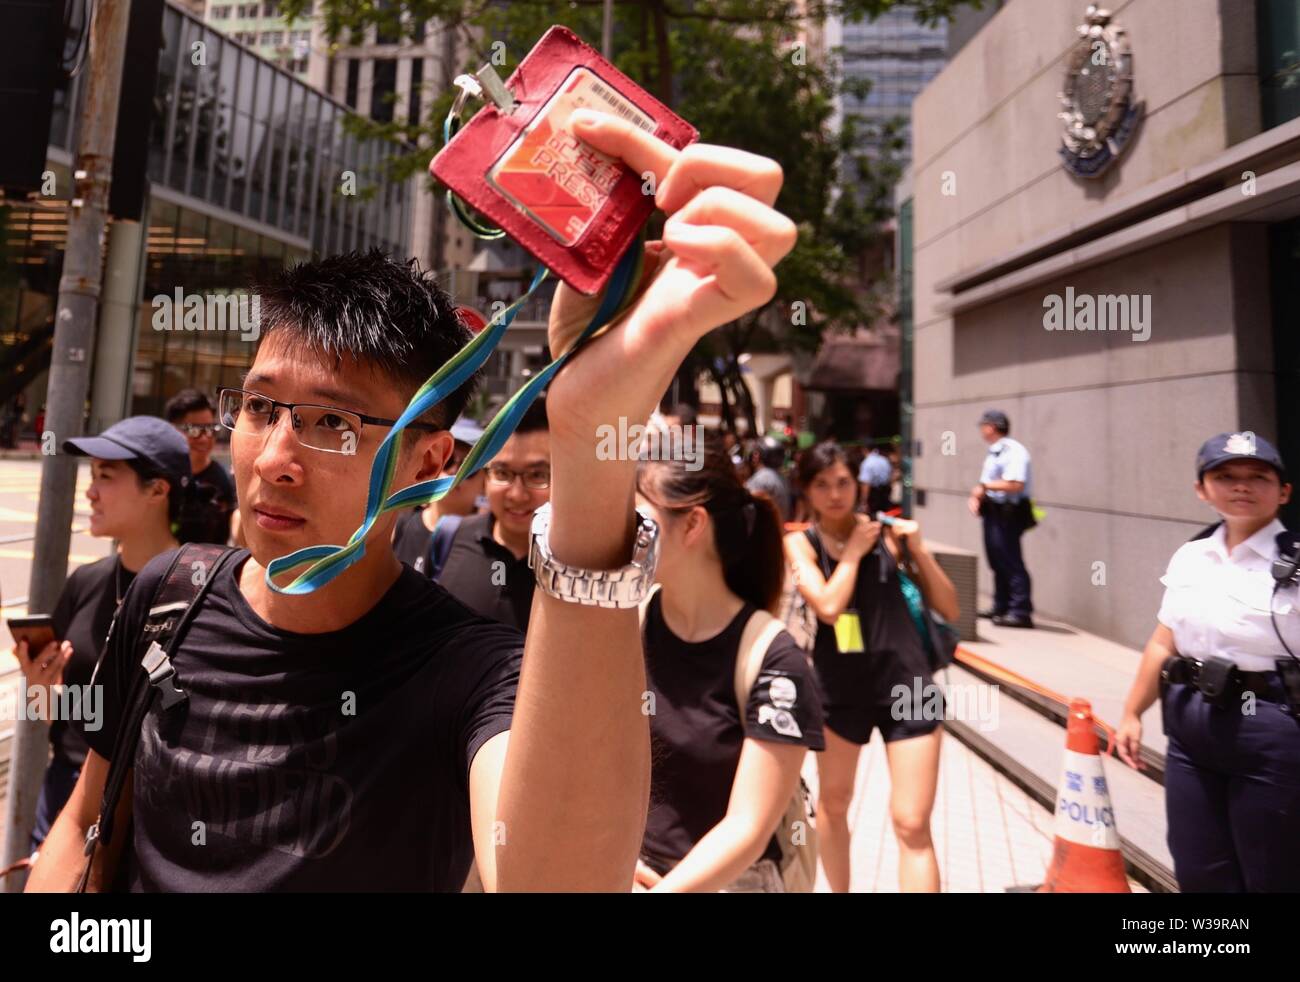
[
  {"left": 946, "top": 607, "right": 1169, "bottom": 889},
  {"left": 805, "top": 725, "right": 1150, "bottom": 893},
  {"left": 803, "top": 730, "right": 1056, "bottom": 892},
  {"left": 963, "top": 612, "right": 1162, "bottom": 755},
  {"left": 0, "top": 459, "right": 110, "bottom": 619}
]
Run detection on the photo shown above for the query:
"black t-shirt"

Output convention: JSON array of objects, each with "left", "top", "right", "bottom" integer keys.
[
  {"left": 50, "top": 556, "right": 136, "bottom": 769},
  {"left": 639, "top": 590, "right": 825, "bottom": 875},
  {"left": 177, "top": 460, "right": 236, "bottom": 545},
  {"left": 78, "top": 547, "right": 522, "bottom": 892},
  {"left": 805, "top": 529, "right": 933, "bottom": 709},
  {"left": 437, "top": 512, "right": 535, "bottom": 631},
  {"left": 392, "top": 508, "right": 432, "bottom": 574}
]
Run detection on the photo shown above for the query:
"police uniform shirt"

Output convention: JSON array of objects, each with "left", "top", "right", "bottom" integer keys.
[
  {"left": 1157, "top": 518, "right": 1300, "bottom": 672},
  {"left": 979, "top": 437, "right": 1032, "bottom": 503},
  {"left": 858, "top": 449, "right": 892, "bottom": 488}
]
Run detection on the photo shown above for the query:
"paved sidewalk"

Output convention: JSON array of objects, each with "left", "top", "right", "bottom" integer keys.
[
  {"left": 803, "top": 730, "right": 1056, "bottom": 892},
  {"left": 804, "top": 727, "right": 1151, "bottom": 893},
  {"left": 962, "top": 611, "right": 1164, "bottom": 756}
]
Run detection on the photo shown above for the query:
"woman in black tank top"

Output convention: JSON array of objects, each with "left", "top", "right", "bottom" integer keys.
[{"left": 784, "top": 441, "right": 958, "bottom": 893}]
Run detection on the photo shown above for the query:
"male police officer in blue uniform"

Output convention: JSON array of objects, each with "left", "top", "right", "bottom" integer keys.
[{"left": 968, "top": 409, "right": 1034, "bottom": 628}]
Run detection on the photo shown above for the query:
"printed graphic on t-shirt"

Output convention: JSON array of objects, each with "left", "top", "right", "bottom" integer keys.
[
  {"left": 754, "top": 671, "right": 804, "bottom": 739},
  {"left": 136, "top": 691, "right": 354, "bottom": 859}
]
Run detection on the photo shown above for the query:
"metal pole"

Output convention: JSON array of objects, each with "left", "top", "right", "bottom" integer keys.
[
  {"left": 2, "top": 0, "right": 134, "bottom": 890},
  {"left": 89, "top": 217, "right": 146, "bottom": 433},
  {"left": 602, "top": 0, "right": 613, "bottom": 60}
]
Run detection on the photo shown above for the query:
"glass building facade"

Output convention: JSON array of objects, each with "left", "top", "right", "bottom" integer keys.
[
  {"left": 2, "top": 0, "right": 413, "bottom": 423},
  {"left": 838, "top": 7, "right": 949, "bottom": 162}
]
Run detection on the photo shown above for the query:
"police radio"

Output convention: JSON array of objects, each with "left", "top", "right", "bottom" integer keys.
[
  {"left": 1269, "top": 531, "right": 1300, "bottom": 706},
  {"left": 1271, "top": 530, "right": 1300, "bottom": 587}
]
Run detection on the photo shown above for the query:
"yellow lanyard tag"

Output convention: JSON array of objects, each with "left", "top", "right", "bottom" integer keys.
[{"left": 834, "top": 610, "right": 865, "bottom": 654}]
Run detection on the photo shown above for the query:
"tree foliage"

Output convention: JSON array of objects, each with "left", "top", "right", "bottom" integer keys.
[{"left": 280, "top": 0, "right": 978, "bottom": 430}]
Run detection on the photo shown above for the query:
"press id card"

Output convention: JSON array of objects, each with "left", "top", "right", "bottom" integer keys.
[
  {"left": 488, "top": 67, "right": 656, "bottom": 247},
  {"left": 835, "top": 610, "right": 865, "bottom": 654},
  {"left": 430, "top": 25, "right": 699, "bottom": 295}
]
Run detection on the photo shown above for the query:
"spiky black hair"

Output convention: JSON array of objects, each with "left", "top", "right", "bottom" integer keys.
[{"left": 253, "top": 249, "right": 477, "bottom": 429}]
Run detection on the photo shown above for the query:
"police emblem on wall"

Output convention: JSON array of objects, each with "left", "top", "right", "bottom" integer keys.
[{"left": 1057, "top": 5, "right": 1144, "bottom": 179}]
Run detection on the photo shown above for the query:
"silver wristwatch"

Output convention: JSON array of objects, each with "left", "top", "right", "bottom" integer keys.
[{"left": 527, "top": 502, "right": 660, "bottom": 608}]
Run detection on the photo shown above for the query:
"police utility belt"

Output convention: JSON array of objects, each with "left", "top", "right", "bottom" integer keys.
[
  {"left": 1161, "top": 654, "right": 1300, "bottom": 711},
  {"left": 978, "top": 496, "right": 1037, "bottom": 529}
]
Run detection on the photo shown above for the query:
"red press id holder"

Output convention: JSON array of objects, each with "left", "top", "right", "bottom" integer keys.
[{"left": 431, "top": 25, "right": 700, "bottom": 296}]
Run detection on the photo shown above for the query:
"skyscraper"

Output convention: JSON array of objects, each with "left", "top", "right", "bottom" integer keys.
[
  {"left": 829, "top": 5, "right": 949, "bottom": 164},
  {"left": 203, "top": 0, "right": 314, "bottom": 77}
]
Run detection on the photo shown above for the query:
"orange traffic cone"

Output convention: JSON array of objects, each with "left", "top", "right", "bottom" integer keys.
[{"left": 1038, "top": 699, "right": 1130, "bottom": 892}]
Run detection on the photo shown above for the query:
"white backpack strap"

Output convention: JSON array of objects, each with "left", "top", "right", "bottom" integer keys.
[
  {"left": 733, "top": 608, "right": 786, "bottom": 715},
  {"left": 732, "top": 607, "right": 815, "bottom": 891}
]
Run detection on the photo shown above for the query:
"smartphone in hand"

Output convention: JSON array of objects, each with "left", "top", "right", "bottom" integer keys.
[{"left": 7, "top": 613, "right": 57, "bottom": 653}]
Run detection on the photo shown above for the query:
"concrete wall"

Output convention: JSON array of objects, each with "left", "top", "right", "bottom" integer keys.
[
  {"left": 912, "top": 0, "right": 1260, "bottom": 275},
  {"left": 910, "top": 0, "right": 1274, "bottom": 649}
]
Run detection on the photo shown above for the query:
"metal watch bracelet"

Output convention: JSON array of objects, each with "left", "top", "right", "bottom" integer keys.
[{"left": 527, "top": 502, "right": 660, "bottom": 608}]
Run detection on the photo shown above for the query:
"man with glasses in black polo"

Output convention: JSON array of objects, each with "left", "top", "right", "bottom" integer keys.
[
  {"left": 165, "top": 388, "right": 236, "bottom": 544},
  {"left": 435, "top": 398, "right": 550, "bottom": 631}
]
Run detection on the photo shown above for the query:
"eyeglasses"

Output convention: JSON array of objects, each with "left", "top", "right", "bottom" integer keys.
[
  {"left": 216, "top": 387, "right": 437, "bottom": 455},
  {"left": 177, "top": 423, "right": 216, "bottom": 438},
  {"left": 485, "top": 463, "right": 550, "bottom": 490}
]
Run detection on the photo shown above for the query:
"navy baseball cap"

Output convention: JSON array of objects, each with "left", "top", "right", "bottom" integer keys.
[
  {"left": 1196, "top": 431, "right": 1287, "bottom": 480},
  {"left": 979, "top": 409, "right": 1010, "bottom": 431},
  {"left": 450, "top": 416, "right": 484, "bottom": 446},
  {"left": 63, "top": 416, "right": 192, "bottom": 486}
]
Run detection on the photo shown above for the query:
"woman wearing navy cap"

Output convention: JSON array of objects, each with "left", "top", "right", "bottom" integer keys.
[
  {"left": 7, "top": 416, "right": 190, "bottom": 852},
  {"left": 1118, "top": 432, "right": 1300, "bottom": 891}
]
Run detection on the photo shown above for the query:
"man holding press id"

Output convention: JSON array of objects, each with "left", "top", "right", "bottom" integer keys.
[{"left": 27, "top": 104, "right": 797, "bottom": 893}]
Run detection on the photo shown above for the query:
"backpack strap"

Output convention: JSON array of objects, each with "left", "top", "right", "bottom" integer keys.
[
  {"left": 641, "top": 589, "right": 783, "bottom": 718},
  {"left": 805, "top": 526, "right": 831, "bottom": 581},
  {"left": 732, "top": 608, "right": 786, "bottom": 715},
  {"left": 427, "top": 514, "right": 464, "bottom": 581},
  {"left": 731, "top": 608, "right": 807, "bottom": 884},
  {"left": 76, "top": 542, "right": 237, "bottom": 892}
]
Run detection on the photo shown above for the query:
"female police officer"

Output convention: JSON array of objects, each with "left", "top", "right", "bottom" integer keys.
[{"left": 1118, "top": 432, "right": 1300, "bottom": 891}]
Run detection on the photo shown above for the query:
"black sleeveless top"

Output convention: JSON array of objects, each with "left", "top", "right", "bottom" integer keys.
[{"left": 805, "top": 527, "right": 934, "bottom": 709}]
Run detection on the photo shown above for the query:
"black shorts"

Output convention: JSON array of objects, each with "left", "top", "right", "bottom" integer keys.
[{"left": 825, "top": 703, "right": 942, "bottom": 745}]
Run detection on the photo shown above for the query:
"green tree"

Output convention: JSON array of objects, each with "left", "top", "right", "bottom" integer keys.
[{"left": 282, "top": 0, "right": 977, "bottom": 431}]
